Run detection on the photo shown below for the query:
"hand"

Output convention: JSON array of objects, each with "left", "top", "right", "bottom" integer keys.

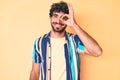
[{"left": 61, "top": 3, "right": 76, "bottom": 27}]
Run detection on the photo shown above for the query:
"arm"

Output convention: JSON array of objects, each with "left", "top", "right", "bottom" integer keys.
[
  {"left": 62, "top": 3, "right": 102, "bottom": 56},
  {"left": 29, "top": 62, "right": 40, "bottom": 80},
  {"left": 72, "top": 23, "right": 102, "bottom": 57},
  {"left": 30, "top": 38, "right": 41, "bottom": 80}
]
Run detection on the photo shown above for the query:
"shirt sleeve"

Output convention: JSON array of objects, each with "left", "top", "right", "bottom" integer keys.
[
  {"left": 32, "top": 38, "right": 42, "bottom": 63},
  {"left": 73, "top": 35, "right": 85, "bottom": 52}
]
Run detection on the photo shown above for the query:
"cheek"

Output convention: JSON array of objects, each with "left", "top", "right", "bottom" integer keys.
[
  {"left": 50, "top": 17, "right": 59, "bottom": 22},
  {"left": 50, "top": 18, "right": 55, "bottom": 23},
  {"left": 50, "top": 18, "right": 53, "bottom": 24}
]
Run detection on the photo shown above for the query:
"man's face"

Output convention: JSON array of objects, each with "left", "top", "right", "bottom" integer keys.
[{"left": 50, "top": 12, "right": 67, "bottom": 33}]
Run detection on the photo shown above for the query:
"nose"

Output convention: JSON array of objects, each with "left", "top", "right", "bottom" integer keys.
[{"left": 56, "top": 17, "right": 63, "bottom": 23}]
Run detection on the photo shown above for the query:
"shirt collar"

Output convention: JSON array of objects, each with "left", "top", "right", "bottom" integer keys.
[{"left": 44, "top": 31, "right": 69, "bottom": 43}]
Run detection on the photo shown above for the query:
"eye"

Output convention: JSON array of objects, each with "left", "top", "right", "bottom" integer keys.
[
  {"left": 53, "top": 14, "right": 58, "bottom": 18},
  {"left": 62, "top": 16, "right": 68, "bottom": 21}
]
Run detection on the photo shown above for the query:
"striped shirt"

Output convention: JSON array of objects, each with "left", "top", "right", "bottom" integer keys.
[{"left": 32, "top": 32, "right": 85, "bottom": 80}]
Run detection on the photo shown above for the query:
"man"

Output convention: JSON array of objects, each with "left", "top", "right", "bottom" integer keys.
[{"left": 29, "top": 1, "right": 102, "bottom": 80}]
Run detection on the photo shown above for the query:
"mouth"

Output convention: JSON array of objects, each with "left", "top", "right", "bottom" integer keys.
[
  {"left": 51, "top": 22, "right": 66, "bottom": 33},
  {"left": 52, "top": 22, "right": 64, "bottom": 26}
]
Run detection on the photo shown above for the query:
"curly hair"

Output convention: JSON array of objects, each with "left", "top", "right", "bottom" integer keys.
[{"left": 49, "top": 1, "right": 69, "bottom": 17}]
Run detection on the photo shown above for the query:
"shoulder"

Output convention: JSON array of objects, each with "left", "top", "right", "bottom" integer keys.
[
  {"left": 66, "top": 32, "right": 74, "bottom": 37},
  {"left": 33, "top": 32, "right": 50, "bottom": 45},
  {"left": 66, "top": 32, "right": 78, "bottom": 39},
  {"left": 35, "top": 33, "right": 49, "bottom": 40}
]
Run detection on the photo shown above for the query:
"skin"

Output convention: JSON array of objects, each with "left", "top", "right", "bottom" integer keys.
[{"left": 29, "top": 3, "right": 102, "bottom": 80}]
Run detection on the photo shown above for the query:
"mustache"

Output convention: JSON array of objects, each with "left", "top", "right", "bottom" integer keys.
[{"left": 52, "top": 22, "right": 64, "bottom": 26}]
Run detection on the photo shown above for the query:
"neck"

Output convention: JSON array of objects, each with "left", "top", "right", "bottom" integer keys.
[{"left": 50, "top": 30, "right": 65, "bottom": 38}]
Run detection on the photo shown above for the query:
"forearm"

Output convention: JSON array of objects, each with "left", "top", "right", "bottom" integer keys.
[
  {"left": 72, "top": 23, "right": 102, "bottom": 56},
  {"left": 29, "top": 70, "right": 39, "bottom": 80}
]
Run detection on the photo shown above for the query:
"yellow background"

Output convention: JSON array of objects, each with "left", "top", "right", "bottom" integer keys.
[{"left": 0, "top": 0, "right": 120, "bottom": 80}]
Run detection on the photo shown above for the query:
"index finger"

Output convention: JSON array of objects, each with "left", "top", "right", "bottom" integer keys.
[{"left": 67, "top": 3, "right": 74, "bottom": 16}]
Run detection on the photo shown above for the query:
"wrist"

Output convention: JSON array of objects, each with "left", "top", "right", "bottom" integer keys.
[{"left": 71, "top": 22, "right": 78, "bottom": 28}]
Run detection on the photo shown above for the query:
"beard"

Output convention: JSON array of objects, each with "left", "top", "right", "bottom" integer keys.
[{"left": 51, "top": 22, "right": 67, "bottom": 33}]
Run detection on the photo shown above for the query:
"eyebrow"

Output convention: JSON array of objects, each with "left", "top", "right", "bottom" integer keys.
[{"left": 53, "top": 13, "right": 58, "bottom": 16}]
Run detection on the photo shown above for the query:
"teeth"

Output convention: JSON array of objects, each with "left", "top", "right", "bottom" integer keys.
[{"left": 56, "top": 24, "right": 61, "bottom": 26}]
